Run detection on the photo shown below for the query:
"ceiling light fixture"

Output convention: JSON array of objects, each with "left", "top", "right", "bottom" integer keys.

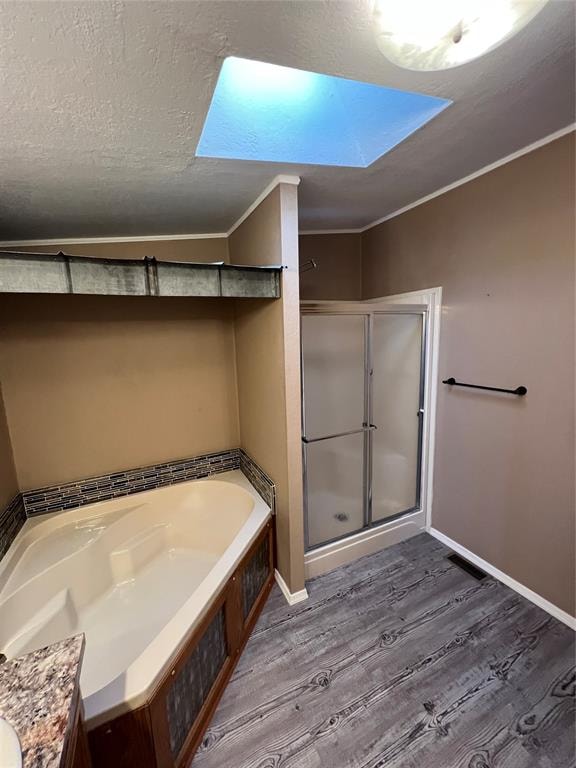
[{"left": 373, "top": 0, "right": 549, "bottom": 71}]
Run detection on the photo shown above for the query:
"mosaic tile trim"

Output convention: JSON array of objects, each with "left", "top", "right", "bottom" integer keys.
[
  {"left": 23, "top": 449, "right": 241, "bottom": 517},
  {"left": 0, "top": 494, "right": 26, "bottom": 560},
  {"left": 19, "top": 448, "right": 275, "bottom": 519},
  {"left": 239, "top": 449, "right": 275, "bottom": 512}
]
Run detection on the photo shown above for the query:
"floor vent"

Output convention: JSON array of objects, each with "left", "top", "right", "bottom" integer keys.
[{"left": 447, "top": 553, "right": 487, "bottom": 581}]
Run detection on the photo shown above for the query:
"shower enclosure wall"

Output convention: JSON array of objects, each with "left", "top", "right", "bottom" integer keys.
[{"left": 301, "top": 303, "right": 426, "bottom": 551}]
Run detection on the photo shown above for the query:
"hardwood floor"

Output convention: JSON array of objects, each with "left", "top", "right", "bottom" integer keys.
[{"left": 191, "top": 533, "right": 575, "bottom": 768}]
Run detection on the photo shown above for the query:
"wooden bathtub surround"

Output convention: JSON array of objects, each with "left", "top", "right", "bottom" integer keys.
[{"left": 88, "top": 519, "right": 276, "bottom": 768}]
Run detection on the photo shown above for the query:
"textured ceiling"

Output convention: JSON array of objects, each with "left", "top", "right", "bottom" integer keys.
[{"left": 0, "top": 0, "right": 574, "bottom": 240}]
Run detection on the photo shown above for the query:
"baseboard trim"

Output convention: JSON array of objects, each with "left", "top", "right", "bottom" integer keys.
[
  {"left": 428, "top": 527, "right": 576, "bottom": 631},
  {"left": 305, "top": 512, "right": 425, "bottom": 580},
  {"left": 274, "top": 569, "right": 309, "bottom": 606}
]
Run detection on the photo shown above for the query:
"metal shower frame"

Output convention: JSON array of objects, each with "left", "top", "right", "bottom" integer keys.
[{"left": 300, "top": 302, "right": 428, "bottom": 552}]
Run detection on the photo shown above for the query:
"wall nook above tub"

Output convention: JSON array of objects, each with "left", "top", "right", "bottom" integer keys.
[{"left": 0, "top": 251, "right": 282, "bottom": 299}]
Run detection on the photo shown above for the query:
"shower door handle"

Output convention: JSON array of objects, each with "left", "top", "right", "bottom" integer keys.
[{"left": 302, "top": 424, "right": 377, "bottom": 444}]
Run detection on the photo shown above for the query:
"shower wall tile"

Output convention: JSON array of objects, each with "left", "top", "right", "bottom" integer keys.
[{"left": 0, "top": 494, "right": 26, "bottom": 561}]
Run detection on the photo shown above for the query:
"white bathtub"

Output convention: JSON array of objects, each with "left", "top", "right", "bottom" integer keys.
[{"left": 0, "top": 470, "right": 271, "bottom": 728}]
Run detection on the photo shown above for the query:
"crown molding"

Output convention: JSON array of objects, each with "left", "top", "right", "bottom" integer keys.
[
  {"left": 297, "top": 229, "right": 362, "bottom": 236},
  {"left": 299, "top": 123, "right": 576, "bottom": 237},
  {"left": 227, "top": 174, "right": 301, "bottom": 237},
  {"left": 0, "top": 232, "right": 227, "bottom": 248},
  {"left": 0, "top": 175, "right": 301, "bottom": 247},
  {"left": 1, "top": 126, "right": 571, "bottom": 248}
]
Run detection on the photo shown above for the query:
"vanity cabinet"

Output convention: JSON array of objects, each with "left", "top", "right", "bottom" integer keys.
[{"left": 65, "top": 704, "right": 92, "bottom": 768}]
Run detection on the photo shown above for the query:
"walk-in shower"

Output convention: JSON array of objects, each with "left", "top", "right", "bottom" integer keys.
[{"left": 301, "top": 303, "right": 426, "bottom": 550}]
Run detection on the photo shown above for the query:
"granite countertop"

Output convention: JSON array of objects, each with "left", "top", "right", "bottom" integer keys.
[{"left": 0, "top": 635, "right": 85, "bottom": 768}]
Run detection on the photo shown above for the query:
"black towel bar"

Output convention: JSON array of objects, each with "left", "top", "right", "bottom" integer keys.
[{"left": 443, "top": 377, "right": 527, "bottom": 396}]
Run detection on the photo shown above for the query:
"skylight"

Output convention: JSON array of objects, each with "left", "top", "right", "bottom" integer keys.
[{"left": 195, "top": 57, "right": 452, "bottom": 168}]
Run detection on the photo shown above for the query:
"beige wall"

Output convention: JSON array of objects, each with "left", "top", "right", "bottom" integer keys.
[
  {"left": 0, "top": 204, "right": 307, "bottom": 593},
  {"left": 0, "top": 383, "right": 18, "bottom": 509},
  {"left": 362, "top": 134, "right": 575, "bottom": 616},
  {"left": 3, "top": 237, "right": 229, "bottom": 263},
  {"left": 231, "top": 184, "right": 305, "bottom": 592},
  {"left": 0, "top": 295, "right": 239, "bottom": 490},
  {"left": 229, "top": 192, "right": 281, "bottom": 265},
  {"left": 0, "top": 210, "right": 306, "bottom": 594},
  {"left": 299, "top": 233, "right": 362, "bottom": 300}
]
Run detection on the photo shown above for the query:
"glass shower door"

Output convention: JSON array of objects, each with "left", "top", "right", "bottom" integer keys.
[
  {"left": 301, "top": 306, "right": 426, "bottom": 551},
  {"left": 370, "top": 313, "right": 424, "bottom": 522},
  {"left": 301, "top": 314, "right": 367, "bottom": 548}
]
